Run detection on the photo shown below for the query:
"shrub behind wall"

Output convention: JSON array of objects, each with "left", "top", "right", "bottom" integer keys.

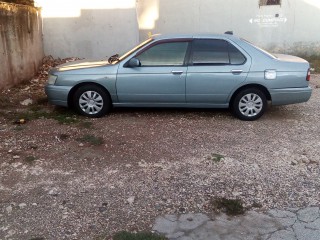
[{"left": 1, "top": 0, "right": 34, "bottom": 7}]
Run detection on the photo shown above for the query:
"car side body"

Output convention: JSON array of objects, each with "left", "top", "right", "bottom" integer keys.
[{"left": 45, "top": 33, "right": 312, "bottom": 120}]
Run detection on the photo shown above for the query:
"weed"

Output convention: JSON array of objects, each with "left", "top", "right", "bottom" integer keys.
[
  {"left": 14, "top": 126, "right": 26, "bottom": 131},
  {"left": 25, "top": 156, "right": 37, "bottom": 163},
  {"left": 251, "top": 202, "right": 263, "bottom": 208},
  {"left": 7, "top": 108, "right": 79, "bottom": 125},
  {"left": 0, "top": 96, "right": 12, "bottom": 109},
  {"left": 207, "top": 153, "right": 224, "bottom": 162},
  {"left": 297, "top": 54, "right": 320, "bottom": 73},
  {"left": 76, "top": 134, "right": 104, "bottom": 146},
  {"left": 211, "top": 197, "right": 245, "bottom": 216},
  {"left": 29, "top": 104, "right": 43, "bottom": 112},
  {"left": 59, "top": 134, "right": 69, "bottom": 140},
  {"left": 35, "top": 96, "right": 48, "bottom": 105},
  {"left": 79, "top": 121, "right": 94, "bottom": 129},
  {"left": 113, "top": 231, "right": 168, "bottom": 240},
  {"left": 52, "top": 113, "right": 78, "bottom": 124}
]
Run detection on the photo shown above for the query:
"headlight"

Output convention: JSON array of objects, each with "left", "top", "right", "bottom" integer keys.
[{"left": 48, "top": 74, "right": 58, "bottom": 85}]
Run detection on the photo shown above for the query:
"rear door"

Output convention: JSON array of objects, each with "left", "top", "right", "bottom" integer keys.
[{"left": 186, "top": 39, "right": 251, "bottom": 104}]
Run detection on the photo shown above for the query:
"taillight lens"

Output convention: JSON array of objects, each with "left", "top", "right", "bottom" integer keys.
[{"left": 306, "top": 69, "right": 311, "bottom": 81}]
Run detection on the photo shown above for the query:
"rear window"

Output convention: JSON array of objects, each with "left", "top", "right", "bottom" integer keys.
[
  {"left": 241, "top": 39, "right": 277, "bottom": 59},
  {"left": 191, "top": 39, "right": 246, "bottom": 65}
]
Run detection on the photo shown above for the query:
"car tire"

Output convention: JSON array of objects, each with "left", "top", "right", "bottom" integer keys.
[
  {"left": 232, "top": 88, "right": 267, "bottom": 121},
  {"left": 73, "top": 84, "right": 111, "bottom": 118}
]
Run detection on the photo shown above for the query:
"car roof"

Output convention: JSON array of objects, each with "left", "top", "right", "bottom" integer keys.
[{"left": 152, "top": 33, "right": 240, "bottom": 41}]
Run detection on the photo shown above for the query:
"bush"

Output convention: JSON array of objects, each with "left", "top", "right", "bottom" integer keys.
[{"left": 1, "top": 0, "right": 34, "bottom": 7}]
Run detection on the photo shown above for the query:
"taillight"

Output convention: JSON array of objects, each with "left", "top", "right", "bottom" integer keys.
[{"left": 306, "top": 69, "right": 311, "bottom": 81}]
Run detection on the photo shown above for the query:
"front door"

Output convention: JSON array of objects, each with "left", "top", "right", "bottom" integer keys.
[{"left": 116, "top": 41, "right": 190, "bottom": 104}]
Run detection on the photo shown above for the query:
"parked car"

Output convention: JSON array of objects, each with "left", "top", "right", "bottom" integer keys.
[{"left": 45, "top": 33, "right": 312, "bottom": 121}]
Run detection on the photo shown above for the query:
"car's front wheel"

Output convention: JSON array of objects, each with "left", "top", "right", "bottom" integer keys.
[
  {"left": 73, "top": 84, "right": 111, "bottom": 118},
  {"left": 232, "top": 88, "right": 267, "bottom": 121}
]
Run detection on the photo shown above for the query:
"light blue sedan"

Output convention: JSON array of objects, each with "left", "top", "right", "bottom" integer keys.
[{"left": 45, "top": 33, "right": 312, "bottom": 121}]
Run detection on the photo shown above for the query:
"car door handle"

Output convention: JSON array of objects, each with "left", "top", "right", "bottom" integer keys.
[
  {"left": 171, "top": 70, "right": 184, "bottom": 75},
  {"left": 231, "top": 70, "right": 243, "bottom": 74}
]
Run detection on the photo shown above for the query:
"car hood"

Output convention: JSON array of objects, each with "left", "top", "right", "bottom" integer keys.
[
  {"left": 50, "top": 59, "right": 119, "bottom": 75},
  {"left": 55, "top": 59, "right": 110, "bottom": 71}
]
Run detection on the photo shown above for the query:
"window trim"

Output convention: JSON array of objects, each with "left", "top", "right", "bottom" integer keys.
[
  {"left": 189, "top": 39, "right": 247, "bottom": 66},
  {"left": 130, "top": 39, "right": 193, "bottom": 67}
]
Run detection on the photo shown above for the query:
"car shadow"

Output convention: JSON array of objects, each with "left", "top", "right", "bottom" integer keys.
[{"left": 111, "top": 107, "right": 232, "bottom": 119}]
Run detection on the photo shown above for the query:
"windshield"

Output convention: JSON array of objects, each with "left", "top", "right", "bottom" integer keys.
[
  {"left": 116, "top": 38, "right": 154, "bottom": 62},
  {"left": 241, "top": 39, "right": 277, "bottom": 59}
]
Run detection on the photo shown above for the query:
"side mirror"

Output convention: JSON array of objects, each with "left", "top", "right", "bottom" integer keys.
[{"left": 127, "top": 58, "right": 141, "bottom": 68}]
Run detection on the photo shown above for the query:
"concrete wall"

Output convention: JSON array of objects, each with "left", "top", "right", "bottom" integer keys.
[
  {"left": 38, "top": 0, "right": 139, "bottom": 59},
  {"left": 39, "top": 0, "right": 320, "bottom": 58},
  {"left": 0, "top": 2, "right": 43, "bottom": 89},
  {"left": 137, "top": 0, "right": 320, "bottom": 56}
]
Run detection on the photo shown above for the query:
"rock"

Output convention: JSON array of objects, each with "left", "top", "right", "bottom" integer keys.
[
  {"left": 127, "top": 196, "right": 135, "bottom": 205},
  {"left": 293, "top": 221, "right": 320, "bottom": 240},
  {"left": 48, "top": 188, "right": 59, "bottom": 196},
  {"left": 6, "top": 206, "right": 13, "bottom": 214},
  {"left": 297, "top": 207, "right": 319, "bottom": 222},
  {"left": 20, "top": 98, "right": 33, "bottom": 106},
  {"left": 32, "top": 203, "right": 38, "bottom": 206},
  {"left": 268, "top": 209, "right": 296, "bottom": 218},
  {"left": 18, "top": 203, "right": 27, "bottom": 209},
  {"left": 79, "top": 143, "right": 84, "bottom": 147},
  {"left": 269, "top": 229, "right": 296, "bottom": 240},
  {"left": 291, "top": 160, "right": 298, "bottom": 166},
  {"left": 301, "top": 155, "right": 310, "bottom": 164},
  {"left": 179, "top": 213, "right": 209, "bottom": 231},
  {"left": 98, "top": 206, "right": 107, "bottom": 213},
  {"left": 12, "top": 155, "right": 20, "bottom": 159},
  {"left": 153, "top": 216, "right": 178, "bottom": 234}
]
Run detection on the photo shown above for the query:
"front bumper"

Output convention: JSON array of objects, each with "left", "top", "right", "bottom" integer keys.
[
  {"left": 45, "top": 84, "right": 72, "bottom": 107},
  {"left": 270, "top": 87, "right": 312, "bottom": 105}
]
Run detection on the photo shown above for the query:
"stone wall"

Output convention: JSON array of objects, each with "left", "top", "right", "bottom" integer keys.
[{"left": 0, "top": 2, "right": 43, "bottom": 89}]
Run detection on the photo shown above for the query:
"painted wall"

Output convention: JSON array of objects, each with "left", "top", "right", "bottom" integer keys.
[
  {"left": 137, "top": 0, "right": 320, "bottom": 56},
  {"left": 39, "top": 0, "right": 320, "bottom": 58},
  {"left": 0, "top": 2, "right": 43, "bottom": 90},
  {"left": 37, "top": 0, "right": 139, "bottom": 59}
]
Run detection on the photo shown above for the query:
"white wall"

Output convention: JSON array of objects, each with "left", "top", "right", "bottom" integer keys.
[
  {"left": 39, "top": 0, "right": 320, "bottom": 58},
  {"left": 38, "top": 0, "right": 139, "bottom": 59},
  {"left": 137, "top": 0, "right": 320, "bottom": 56}
]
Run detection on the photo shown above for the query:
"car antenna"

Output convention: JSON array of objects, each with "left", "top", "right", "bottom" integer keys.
[{"left": 224, "top": 31, "right": 233, "bottom": 35}]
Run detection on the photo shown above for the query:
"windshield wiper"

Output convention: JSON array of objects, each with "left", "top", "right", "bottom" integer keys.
[{"left": 108, "top": 54, "right": 119, "bottom": 64}]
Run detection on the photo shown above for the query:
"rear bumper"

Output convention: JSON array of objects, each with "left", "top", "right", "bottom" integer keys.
[
  {"left": 270, "top": 87, "right": 312, "bottom": 105},
  {"left": 45, "top": 84, "right": 72, "bottom": 107}
]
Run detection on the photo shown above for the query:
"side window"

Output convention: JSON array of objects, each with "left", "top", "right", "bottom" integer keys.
[
  {"left": 192, "top": 39, "right": 229, "bottom": 65},
  {"left": 137, "top": 42, "right": 189, "bottom": 66},
  {"left": 191, "top": 39, "right": 246, "bottom": 65},
  {"left": 228, "top": 43, "right": 246, "bottom": 65}
]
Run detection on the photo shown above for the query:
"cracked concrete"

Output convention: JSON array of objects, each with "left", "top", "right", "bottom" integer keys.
[{"left": 153, "top": 207, "right": 320, "bottom": 240}]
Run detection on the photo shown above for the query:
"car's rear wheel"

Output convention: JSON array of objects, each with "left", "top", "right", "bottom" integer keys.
[
  {"left": 73, "top": 84, "right": 111, "bottom": 118},
  {"left": 232, "top": 88, "right": 267, "bottom": 121}
]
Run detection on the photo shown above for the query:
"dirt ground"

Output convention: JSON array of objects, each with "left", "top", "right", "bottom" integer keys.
[{"left": 0, "top": 63, "right": 319, "bottom": 239}]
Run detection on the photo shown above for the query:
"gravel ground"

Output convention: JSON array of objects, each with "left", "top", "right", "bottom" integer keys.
[{"left": 0, "top": 68, "right": 319, "bottom": 239}]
